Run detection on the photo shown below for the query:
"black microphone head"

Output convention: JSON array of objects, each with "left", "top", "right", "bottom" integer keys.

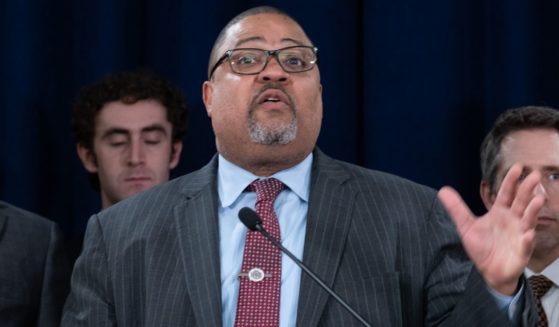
[{"left": 238, "top": 207, "right": 262, "bottom": 231}]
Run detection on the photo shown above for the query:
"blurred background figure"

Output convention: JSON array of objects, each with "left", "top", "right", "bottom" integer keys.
[
  {"left": 0, "top": 200, "right": 70, "bottom": 327},
  {"left": 480, "top": 106, "right": 559, "bottom": 326},
  {"left": 72, "top": 70, "right": 188, "bottom": 209}
]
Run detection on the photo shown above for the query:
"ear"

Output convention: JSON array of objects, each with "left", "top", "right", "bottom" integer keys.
[
  {"left": 480, "top": 180, "right": 496, "bottom": 210},
  {"left": 76, "top": 144, "right": 98, "bottom": 173},
  {"left": 202, "top": 80, "right": 214, "bottom": 118},
  {"left": 169, "top": 141, "right": 183, "bottom": 169}
]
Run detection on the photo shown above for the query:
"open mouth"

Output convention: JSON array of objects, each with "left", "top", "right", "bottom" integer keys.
[{"left": 256, "top": 89, "right": 290, "bottom": 106}]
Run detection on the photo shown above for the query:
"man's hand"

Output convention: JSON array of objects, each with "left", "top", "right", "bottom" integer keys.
[{"left": 438, "top": 164, "right": 544, "bottom": 295}]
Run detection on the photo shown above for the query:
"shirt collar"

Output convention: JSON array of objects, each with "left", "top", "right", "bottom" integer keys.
[
  {"left": 525, "top": 257, "right": 559, "bottom": 286},
  {"left": 217, "top": 153, "right": 313, "bottom": 208}
]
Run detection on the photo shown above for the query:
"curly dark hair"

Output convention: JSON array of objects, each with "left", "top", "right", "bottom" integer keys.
[
  {"left": 72, "top": 70, "right": 188, "bottom": 150},
  {"left": 72, "top": 70, "right": 188, "bottom": 190},
  {"left": 480, "top": 106, "right": 559, "bottom": 194}
]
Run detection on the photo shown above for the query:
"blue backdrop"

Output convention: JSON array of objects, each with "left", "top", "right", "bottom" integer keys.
[{"left": 2, "top": 0, "right": 559, "bottom": 260}]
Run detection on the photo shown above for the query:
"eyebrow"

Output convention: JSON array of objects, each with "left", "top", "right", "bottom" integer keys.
[
  {"left": 542, "top": 165, "right": 559, "bottom": 172},
  {"left": 100, "top": 124, "right": 168, "bottom": 140},
  {"left": 235, "top": 36, "right": 307, "bottom": 48},
  {"left": 516, "top": 165, "right": 559, "bottom": 173},
  {"left": 100, "top": 128, "right": 129, "bottom": 140},
  {"left": 141, "top": 124, "right": 168, "bottom": 135}
]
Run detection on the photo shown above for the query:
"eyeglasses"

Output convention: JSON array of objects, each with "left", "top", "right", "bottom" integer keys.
[{"left": 208, "top": 45, "right": 318, "bottom": 79}]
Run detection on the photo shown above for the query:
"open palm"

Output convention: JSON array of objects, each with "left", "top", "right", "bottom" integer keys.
[{"left": 438, "top": 164, "right": 544, "bottom": 295}]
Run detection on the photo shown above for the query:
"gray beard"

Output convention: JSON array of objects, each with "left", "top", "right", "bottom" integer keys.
[
  {"left": 247, "top": 83, "right": 298, "bottom": 145},
  {"left": 248, "top": 114, "right": 297, "bottom": 145}
]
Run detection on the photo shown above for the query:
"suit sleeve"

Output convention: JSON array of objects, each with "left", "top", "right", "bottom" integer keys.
[
  {"left": 36, "top": 222, "right": 71, "bottom": 327},
  {"left": 61, "top": 215, "right": 116, "bottom": 326}
]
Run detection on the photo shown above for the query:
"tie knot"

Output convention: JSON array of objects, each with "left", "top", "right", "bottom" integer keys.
[
  {"left": 529, "top": 275, "right": 554, "bottom": 299},
  {"left": 249, "top": 178, "right": 285, "bottom": 202}
]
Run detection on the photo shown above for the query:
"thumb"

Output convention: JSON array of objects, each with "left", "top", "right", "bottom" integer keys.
[{"left": 438, "top": 186, "right": 475, "bottom": 235}]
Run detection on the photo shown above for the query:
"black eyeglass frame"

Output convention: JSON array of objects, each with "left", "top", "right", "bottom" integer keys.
[{"left": 208, "top": 45, "right": 319, "bottom": 79}]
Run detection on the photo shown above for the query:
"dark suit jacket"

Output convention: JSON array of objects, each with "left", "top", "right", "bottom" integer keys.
[
  {"left": 0, "top": 201, "right": 71, "bottom": 327},
  {"left": 62, "top": 149, "right": 537, "bottom": 326}
]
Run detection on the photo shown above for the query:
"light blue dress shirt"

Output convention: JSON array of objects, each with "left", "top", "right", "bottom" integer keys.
[
  {"left": 488, "top": 282, "right": 524, "bottom": 321},
  {"left": 218, "top": 153, "right": 312, "bottom": 327}
]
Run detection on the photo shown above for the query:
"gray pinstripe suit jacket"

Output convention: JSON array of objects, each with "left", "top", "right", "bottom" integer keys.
[{"left": 62, "top": 149, "right": 537, "bottom": 326}]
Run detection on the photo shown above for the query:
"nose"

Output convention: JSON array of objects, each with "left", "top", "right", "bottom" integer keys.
[
  {"left": 127, "top": 140, "right": 145, "bottom": 166},
  {"left": 258, "top": 56, "right": 289, "bottom": 83},
  {"left": 533, "top": 181, "right": 549, "bottom": 199}
]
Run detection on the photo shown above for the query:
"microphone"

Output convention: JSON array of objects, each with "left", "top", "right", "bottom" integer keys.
[{"left": 238, "top": 207, "right": 372, "bottom": 327}]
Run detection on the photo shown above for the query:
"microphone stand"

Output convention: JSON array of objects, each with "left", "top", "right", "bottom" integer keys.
[{"left": 253, "top": 224, "right": 372, "bottom": 327}]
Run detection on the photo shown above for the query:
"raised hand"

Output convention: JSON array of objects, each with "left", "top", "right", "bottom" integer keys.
[{"left": 437, "top": 164, "right": 545, "bottom": 295}]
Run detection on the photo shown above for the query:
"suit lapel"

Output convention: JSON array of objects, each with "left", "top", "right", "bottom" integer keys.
[
  {"left": 173, "top": 157, "right": 224, "bottom": 326},
  {"left": 296, "top": 149, "right": 355, "bottom": 326},
  {"left": 171, "top": 151, "right": 356, "bottom": 326}
]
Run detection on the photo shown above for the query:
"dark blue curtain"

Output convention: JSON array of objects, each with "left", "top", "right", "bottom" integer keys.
[{"left": 2, "top": 0, "right": 559, "bottom": 260}]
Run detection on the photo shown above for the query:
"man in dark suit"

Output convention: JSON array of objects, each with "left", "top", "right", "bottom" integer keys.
[
  {"left": 0, "top": 201, "right": 70, "bottom": 326},
  {"left": 62, "top": 6, "right": 543, "bottom": 326},
  {"left": 479, "top": 106, "right": 559, "bottom": 326}
]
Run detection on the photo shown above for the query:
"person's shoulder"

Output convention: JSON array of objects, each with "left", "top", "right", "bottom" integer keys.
[
  {"left": 0, "top": 201, "right": 57, "bottom": 230},
  {"left": 347, "top": 161, "right": 430, "bottom": 189},
  {"left": 314, "top": 150, "right": 436, "bottom": 195},
  {"left": 314, "top": 152, "right": 444, "bottom": 221},
  {"left": 0, "top": 201, "right": 60, "bottom": 251}
]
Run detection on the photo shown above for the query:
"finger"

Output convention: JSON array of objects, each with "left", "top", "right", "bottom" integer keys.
[
  {"left": 520, "top": 229, "right": 536, "bottom": 259},
  {"left": 438, "top": 186, "right": 475, "bottom": 236},
  {"left": 511, "top": 170, "right": 542, "bottom": 216},
  {"left": 494, "top": 164, "right": 522, "bottom": 207},
  {"left": 520, "top": 194, "right": 545, "bottom": 231}
]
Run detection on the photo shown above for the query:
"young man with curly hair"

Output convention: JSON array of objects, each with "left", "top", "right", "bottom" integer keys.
[{"left": 72, "top": 71, "right": 188, "bottom": 208}]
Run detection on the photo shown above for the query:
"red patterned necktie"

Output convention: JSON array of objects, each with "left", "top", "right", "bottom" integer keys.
[
  {"left": 529, "top": 275, "right": 554, "bottom": 327},
  {"left": 234, "top": 178, "right": 285, "bottom": 327}
]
